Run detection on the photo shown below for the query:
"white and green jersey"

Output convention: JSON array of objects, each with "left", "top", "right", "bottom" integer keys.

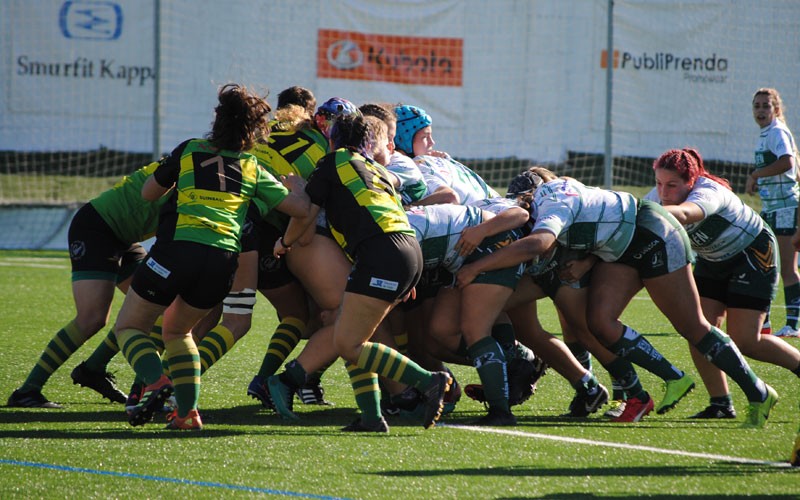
[
  {"left": 415, "top": 155, "right": 500, "bottom": 206},
  {"left": 644, "top": 177, "right": 764, "bottom": 262},
  {"left": 532, "top": 179, "right": 637, "bottom": 262},
  {"left": 755, "top": 118, "right": 799, "bottom": 212},
  {"left": 469, "top": 196, "right": 521, "bottom": 216},
  {"left": 406, "top": 203, "right": 484, "bottom": 273},
  {"left": 386, "top": 152, "right": 427, "bottom": 205}
]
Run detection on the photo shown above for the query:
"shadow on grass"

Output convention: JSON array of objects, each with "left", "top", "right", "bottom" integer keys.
[
  {"left": 499, "top": 495, "right": 798, "bottom": 499},
  {"left": 0, "top": 404, "right": 425, "bottom": 439},
  {"left": 371, "top": 462, "right": 796, "bottom": 479}
]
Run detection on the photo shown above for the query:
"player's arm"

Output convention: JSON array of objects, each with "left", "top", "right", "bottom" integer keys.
[
  {"left": 752, "top": 153, "right": 795, "bottom": 179},
  {"left": 747, "top": 154, "right": 795, "bottom": 194},
  {"left": 455, "top": 206, "right": 529, "bottom": 256},
  {"left": 141, "top": 174, "right": 173, "bottom": 201},
  {"left": 456, "top": 229, "right": 556, "bottom": 287},
  {"left": 274, "top": 203, "right": 321, "bottom": 258},
  {"left": 662, "top": 200, "right": 704, "bottom": 225},
  {"left": 414, "top": 186, "right": 459, "bottom": 206}
]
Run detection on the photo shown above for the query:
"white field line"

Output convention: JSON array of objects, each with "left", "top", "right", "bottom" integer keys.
[
  {"left": 0, "top": 257, "right": 68, "bottom": 269},
  {"left": 444, "top": 424, "right": 794, "bottom": 468}
]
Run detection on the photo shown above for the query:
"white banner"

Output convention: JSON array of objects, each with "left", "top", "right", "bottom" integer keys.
[
  {"left": 592, "top": 1, "right": 734, "bottom": 135},
  {"left": 10, "top": 0, "right": 155, "bottom": 117}
]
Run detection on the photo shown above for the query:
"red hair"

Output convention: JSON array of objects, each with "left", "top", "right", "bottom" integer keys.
[{"left": 653, "top": 148, "right": 731, "bottom": 191}]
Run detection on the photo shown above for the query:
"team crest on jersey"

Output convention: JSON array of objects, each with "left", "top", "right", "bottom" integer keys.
[{"left": 69, "top": 240, "right": 86, "bottom": 261}]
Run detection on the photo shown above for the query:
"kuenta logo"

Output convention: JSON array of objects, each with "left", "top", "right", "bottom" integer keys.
[{"left": 59, "top": 0, "right": 123, "bottom": 40}]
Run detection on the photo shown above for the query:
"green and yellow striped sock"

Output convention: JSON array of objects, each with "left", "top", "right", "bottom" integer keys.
[
  {"left": 257, "top": 317, "right": 305, "bottom": 377},
  {"left": 197, "top": 324, "right": 236, "bottom": 374},
  {"left": 166, "top": 337, "right": 200, "bottom": 418},
  {"left": 356, "top": 341, "right": 431, "bottom": 389},
  {"left": 345, "top": 362, "right": 382, "bottom": 423},
  {"left": 20, "top": 320, "right": 85, "bottom": 392},
  {"left": 116, "top": 328, "right": 163, "bottom": 386},
  {"left": 84, "top": 329, "right": 119, "bottom": 373}
]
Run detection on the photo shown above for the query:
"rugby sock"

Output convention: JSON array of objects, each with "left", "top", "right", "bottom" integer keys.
[
  {"left": 197, "top": 324, "right": 236, "bottom": 374},
  {"left": 148, "top": 319, "right": 170, "bottom": 377},
  {"left": 84, "top": 329, "right": 119, "bottom": 373},
  {"left": 20, "top": 320, "right": 85, "bottom": 392},
  {"left": 609, "top": 326, "right": 684, "bottom": 381},
  {"left": 345, "top": 362, "right": 382, "bottom": 424},
  {"left": 257, "top": 317, "right": 304, "bottom": 378},
  {"left": 393, "top": 331, "right": 409, "bottom": 355},
  {"left": 695, "top": 326, "right": 767, "bottom": 402},
  {"left": 710, "top": 394, "right": 734, "bottom": 408},
  {"left": 149, "top": 316, "right": 165, "bottom": 351},
  {"left": 785, "top": 283, "right": 800, "bottom": 329},
  {"left": 278, "top": 359, "right": 307, "bottom": 390},
  {"left": 116, "top": 328, "right": 164, "bottom": 386},
  {"left": 605, "top": 357, "right": 645, "bottom": 400},
  {"left": 467, "top": 337, "right": 510, "bottom": 412},
  {"left": 165, "top": 337, "right": 200, "bottom": 418},
  {"left": 566, "top": 341, "right": 593, "bottom": 372},
  {"left": 571, "top": 371, "right": 600, "bottom": 395},
  {"left": 306, "top": 360, "right": 334, "bottom": 386},
  {"left": 610, "top": 379, "right": 626, "bottom": 401},
  {"left": 356, "top": 341, "right": 433, "bottom": 389},
  {"left": 491, "top": 323, "right": 517, "bottom": 352}
]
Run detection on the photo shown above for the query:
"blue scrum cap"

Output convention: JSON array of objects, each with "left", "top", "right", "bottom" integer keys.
[{"left": 394, "top": 104, "right": 432, "bottom": 155}]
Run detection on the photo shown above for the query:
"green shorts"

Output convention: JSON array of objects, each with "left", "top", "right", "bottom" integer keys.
[
  {"left": 465, "top": 229, "right": 524, "bottom": 289},
  {"left": 616, "top": 200, "right": 694, "bottom": 279}
]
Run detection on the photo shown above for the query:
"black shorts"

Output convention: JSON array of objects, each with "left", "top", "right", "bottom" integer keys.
[
  {"left": 68, "top": 203, "right": 146, "bottom": 283},
  {"left": 400, "top": 267, "right": 454, "bottom": 311},
  {"left": 131, "top": 240, "right": 238, "bottom": 309},
  {"left": 694, "top": 228, "right": 779, "bottom": 311},
  {"left": 346, "top": 232, "right": 423, "bottom": 302},
  {"left": 241, "top": 208, "right": 295, "bottom": 290}
]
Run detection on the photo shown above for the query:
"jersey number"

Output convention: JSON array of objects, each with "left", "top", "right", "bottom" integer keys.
[
  {"left": 270, "top": 135, "right": 312, "bottom": 165},
  {"left": 195, "top": 153, "right": 243, "bottom": 194}
]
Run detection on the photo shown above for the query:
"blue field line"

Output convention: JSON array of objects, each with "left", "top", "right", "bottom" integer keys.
[{"left": 0, "top": 458, "right": 350, "bottom": 499}]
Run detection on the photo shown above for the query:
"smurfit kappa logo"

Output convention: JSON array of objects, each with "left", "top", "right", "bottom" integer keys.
[
  {"left": 327, "top": 40, "right": 364, "bottom": 70},
  {"left": 59, "top": 0, "right": 123, "bottom": 40}
]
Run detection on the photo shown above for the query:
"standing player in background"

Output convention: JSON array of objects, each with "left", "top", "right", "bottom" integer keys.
[
  {"left": 649, "top": 148, "right": 800, "bottom": 420},
  {"left": 7, "top": 162, "right": 166, "bottom": 408},
  {"left": 788, "top": 208, "right": 800, "bottom": 465},
  {"left": 747, "top": 88, "right": 800, "bottom": 338},
  {"left": 116, "top": 83, "right": 309, "bottom": 430}
]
